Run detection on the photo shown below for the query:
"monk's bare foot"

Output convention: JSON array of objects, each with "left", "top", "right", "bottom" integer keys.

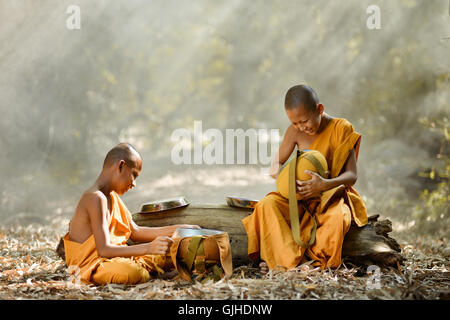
[
  {"left": 158, "top": 269, "right": 179, "bottom": 280},
  {"left": 259, "top": 262, "right": 269, "bottom": 276}
]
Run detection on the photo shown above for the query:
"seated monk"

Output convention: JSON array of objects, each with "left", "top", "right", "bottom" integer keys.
[
  {"left": 242, "top": 84, "right": 368, "bottom": 274},
  {"left": 64, "top": 142, "right": 199, "bottom": 285}
]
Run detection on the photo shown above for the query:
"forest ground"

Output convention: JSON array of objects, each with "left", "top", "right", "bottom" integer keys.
[
  {"left": 0, "top": 218, "right": 448, "bottom": 300},
  {"left": 1, "top": 168, "right": 448, "bottom": 300}
]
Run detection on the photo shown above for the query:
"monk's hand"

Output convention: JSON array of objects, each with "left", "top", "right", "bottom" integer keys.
[
  {"left": 296, "top": 170, "right": 326, "bottom": 199},
  {"left": 147, "top": 236, "right": 173, "bottom": 255}
]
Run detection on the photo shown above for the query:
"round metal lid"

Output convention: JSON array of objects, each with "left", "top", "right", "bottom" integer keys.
[
  {"left": 225, "top": 196, "right": 258, "bottom": 209},
  {"left": 139, "top": 196, "right": 190, "bottom": 214}
]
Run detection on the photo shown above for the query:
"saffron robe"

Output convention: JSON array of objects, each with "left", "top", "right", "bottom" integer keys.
[
  {"left": 242, "top": 118, "right": 368, "bottom": 270},
  {"left": 64, "top": 191, "right": 172, "bottom": 285}
]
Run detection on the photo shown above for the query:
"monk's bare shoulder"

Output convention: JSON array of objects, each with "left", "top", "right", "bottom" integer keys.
[
  {"left": 69, "top": 190, "right": 108, "bottom": 243},
  {"left": 79, "top": 190, "right": 108, "bottom": 215},
  {"left": 283, "top": 124, "right": 300, "bottom": 144},
  {"left": 274, "top": 124, "right": 300, "bottom": 164},
  {"left": 73, "top": 190, "right": 108, "bottom": 225}
]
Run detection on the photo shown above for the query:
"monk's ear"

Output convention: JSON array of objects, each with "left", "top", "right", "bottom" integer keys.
[
  {"left": 317, "top": 103, "right": 324, "bottom": 115},
  {"left": 118, "top": 160, "right": 125, "bottom": 173}
]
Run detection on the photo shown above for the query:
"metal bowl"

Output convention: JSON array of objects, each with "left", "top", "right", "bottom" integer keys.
[
  {"left": 173, "top": 227, "right": 225, "bottom": 238},
  {"left": 139, "top": 196, "right": 190, "bottom": 214},
  {"left": 225, "top": 196, "right": 258, "bottom": 209}
]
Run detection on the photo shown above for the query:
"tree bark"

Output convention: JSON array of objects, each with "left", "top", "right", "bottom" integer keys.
[
  {"left": 132, "top": 204, "right": 405, "bottom": 268},
  {"left": 341, "top": 214, "right": 405, "bottom": 268}
]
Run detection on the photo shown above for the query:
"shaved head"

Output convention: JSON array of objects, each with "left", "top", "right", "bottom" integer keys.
[
  {"left": 285, "top": 84, "right": 320, "bottom": 113},
  {"left": 103, "top": 143, "right": 142, "bottom": 169}
]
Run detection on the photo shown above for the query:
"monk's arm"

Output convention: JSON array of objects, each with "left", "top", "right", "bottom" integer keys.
[
  {"left": 129, "top": 221, "right": 200, "bottom": 243},
  {"left": 86, "top": 193, "right": 171, "bottom": 258},
  {"left": 297, "top": 148, "right": 357, "bottom": 199},
  {"left": 323, "top": 148, "right": 358, "bottom": 190},
  {"left": 269, "top": 125, "right": 297, "bottom": 179}
]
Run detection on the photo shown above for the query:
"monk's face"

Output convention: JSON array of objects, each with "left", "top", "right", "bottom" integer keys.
[
  {"left": 116, "top": 158, "right": 142, "bottom": 195},
  {"left": 285, "top": 104, "right": 323, "bottom": 136}
]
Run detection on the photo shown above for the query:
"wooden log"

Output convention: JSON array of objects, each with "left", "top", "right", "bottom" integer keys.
[
  {"left": 133, "top": 204, "right": 405, "bottom": 268},
  {"left": 342, "top": 214, "right": 405, "bottom": 268}
]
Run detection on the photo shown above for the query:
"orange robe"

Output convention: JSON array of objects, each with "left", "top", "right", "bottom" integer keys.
[
  {"left": 242, "top": 118, "right": 368, "bottom": 270},
  {"left": 63, "top": 191, "right": 172, "bottom": 285}
]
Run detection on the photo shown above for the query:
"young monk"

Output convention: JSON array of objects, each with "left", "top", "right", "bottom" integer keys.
[
  {"left": 64, "top": 142, "right": 199, "bottom": 285},
  {"left": 242, "top": 84, "right": 368, "bottom": 274}
]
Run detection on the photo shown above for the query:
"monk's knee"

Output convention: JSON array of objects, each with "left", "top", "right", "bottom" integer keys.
[
  {"left": 93, "top": 259, "right": 150, "bottom": 285},
  {"left": 117, "top": 262, "right": 150, "bottom": 284},
  {"left": 322, "top": 203, "right": 351, "bottom": 230},
  {"left": 255, "top": 195, "right": 280, "bottom": 212}
]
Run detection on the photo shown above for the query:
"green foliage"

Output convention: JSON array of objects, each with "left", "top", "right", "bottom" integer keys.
[
  {"left": 416, "top": 183, "right": 449, "bottom": 221},
  {"left": 413, "top": 116, "right": 449, "bottom": 232}
]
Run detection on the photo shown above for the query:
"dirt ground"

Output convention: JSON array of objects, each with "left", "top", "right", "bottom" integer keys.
[
  {"left": 0, "top": 221, "right": 448, "bottom": 300},
  {"left": 1, "top": 167, "right": 448, "bottom": 300}
]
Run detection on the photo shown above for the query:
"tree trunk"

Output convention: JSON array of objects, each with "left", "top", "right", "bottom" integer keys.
[{"left": 132, "top": 204, "right": 405, "bottom": 268}]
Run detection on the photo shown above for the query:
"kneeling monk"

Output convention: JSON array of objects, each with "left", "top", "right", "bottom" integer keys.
[
  {"left": 242, "top": 84, "right": 368, "bottom": 271},
  {"left": 64, "top": 143, "right": 199, "bottom": 285}
]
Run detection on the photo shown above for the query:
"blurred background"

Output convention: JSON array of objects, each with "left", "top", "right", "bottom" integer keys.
[{"left": 0, "top": 0, "right": 448, "bottom": 236}]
